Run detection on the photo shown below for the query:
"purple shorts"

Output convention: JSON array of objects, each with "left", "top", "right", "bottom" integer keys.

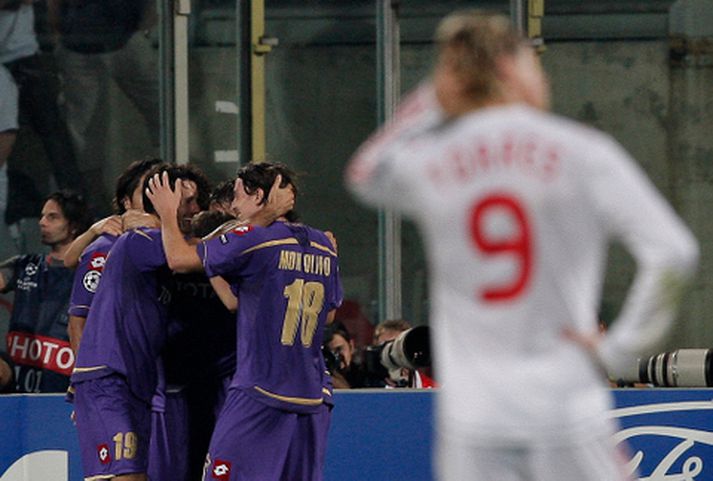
[
  {"left": 148, "top": 388, "right": 190, "bottom": 481},
  {"left": 73, "top": 374, "right": 151, "bottom": 479},
  {"left": 203, "top": 388, "right": 331, "bottom": 481}
]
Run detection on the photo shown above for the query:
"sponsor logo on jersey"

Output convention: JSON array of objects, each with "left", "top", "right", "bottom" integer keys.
[
  {"left": 212, "top": 459, "right": 231, "bottom": 480},
  {"left": 82, "top": 270, "right": 102, "bottom": 293},
  {"left": 89, "top": 253, "right": 107, "bottom": 271},
  {"left": 232, "top": 225, "right": 253, "bottom": 236},
  {"left": 6, "top": 331, "right": 75, "bottom": 376},
  {"left": 97, "top": 444, "right": 111, "bottom": 464}
]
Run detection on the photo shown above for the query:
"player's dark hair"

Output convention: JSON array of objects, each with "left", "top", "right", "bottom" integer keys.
[
  {"left": 209, "top": 179, "right": 236, "bottom": 209},
  {"left": 190, "top": 210, "right": 236, "bottom": 238},
  {"left": 236, "top": 162, "right": 299, "bottom": 222},
  {"left": 45, "top": 190, "right": 92, "bottom": 239},
  {"left": 142, "top": 163, "right": 212, "bottom": 216},
  {"left": 113, "top": 158, "right": 165, "bottom": 214}
]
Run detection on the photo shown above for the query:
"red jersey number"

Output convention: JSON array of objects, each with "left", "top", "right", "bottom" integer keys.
[{"left": 470, "top": 194, "right": 532, "bottom": 302}]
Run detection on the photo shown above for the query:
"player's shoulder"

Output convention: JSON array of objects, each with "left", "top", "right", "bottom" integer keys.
[
  {"left": 14, "top": 253, "right": 44, "bottom": 269},
  {"left": 467, "top": 104, "right": 613, "bottom": 146},
  {"left": 286, "top": 222, "right": 338, "bottom": 257},
  {"left": 210, "top": 222, "right": 272, "bottom": 251},
  {"left": 534, "top": 108, "right": 614, "bottom": 145},
  {"left": 81, "top": 233, "right": 118, "bottom": 258},
  {"left": 126, "top": 227, "right": 162, "bottom": 242}
]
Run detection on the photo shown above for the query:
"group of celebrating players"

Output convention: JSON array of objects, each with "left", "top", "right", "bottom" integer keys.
[{"left": 66, "top": 160, "right": 342, "bottom": 481}]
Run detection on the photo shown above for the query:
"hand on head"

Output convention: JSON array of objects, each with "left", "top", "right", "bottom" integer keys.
[
  {"left": 262, "top": 174, "right": 295, "bottom": 220},
  {"left": 146, "top": 171, "right": 181, "bottom": 222}
]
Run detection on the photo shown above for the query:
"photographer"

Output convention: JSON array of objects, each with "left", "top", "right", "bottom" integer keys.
[
  {"left": 323, "top": 322, "right": 367, "bottom": 389},
  {"left": 369, "top": 320, "right": 436, "bottom": 388}
]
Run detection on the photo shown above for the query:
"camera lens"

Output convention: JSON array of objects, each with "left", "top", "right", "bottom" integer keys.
[{"left": 637, "top": 349, "right": 713, "bottom": 387}]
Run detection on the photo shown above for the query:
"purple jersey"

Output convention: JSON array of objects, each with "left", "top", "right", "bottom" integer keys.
[
  {"left": 72, "top": 228, "right": 172, "bottom": 403},
  {"left": 68, "top": 233, "right": 117, "bottom": 318},
  {"left": 198, "top": 221, "right": 343, "bottom": 414}
]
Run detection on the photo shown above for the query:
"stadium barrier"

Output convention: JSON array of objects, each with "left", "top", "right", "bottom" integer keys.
[{"left": 1, "top": 389, "right": 712, "bottom": 481}]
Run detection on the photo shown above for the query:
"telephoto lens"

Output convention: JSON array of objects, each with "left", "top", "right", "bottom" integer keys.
[
  {"left": 380, "top": 326, "right": 431, "bottom": 371},
  {"left": 638, "top": 349, "right": 713, "bottom": 387}
]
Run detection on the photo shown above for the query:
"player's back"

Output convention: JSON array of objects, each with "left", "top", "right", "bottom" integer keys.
[
  {"left": 369, "top": 104, "right": 695, "bottom": 440},
  {"left": 216, "top": 221, "right": 342, "bottom": 414}
]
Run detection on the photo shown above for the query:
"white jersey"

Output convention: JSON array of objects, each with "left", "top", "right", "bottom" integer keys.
[{"left": 346, "top": 87, "right": 698, "bottom": 443}]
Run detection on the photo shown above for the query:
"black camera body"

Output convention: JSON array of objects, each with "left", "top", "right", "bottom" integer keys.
[{"left": 321, "top": 345, "right": 343, "bottom": 375}]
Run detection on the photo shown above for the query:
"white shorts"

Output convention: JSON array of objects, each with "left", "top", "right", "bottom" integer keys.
[
  {"left": 0, "top": 65, "right": 18, "bottom": 133},
  {"left": 436, "top": 429, "right": 633, "bottom": 481}
]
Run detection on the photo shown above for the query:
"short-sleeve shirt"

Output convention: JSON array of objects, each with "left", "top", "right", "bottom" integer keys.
[
  {"left": 68, "top": 233, "right": 117, "bottom": 318},
  {"left": 72, "top": 228, "right": 172, "bottom": 404},
  {"left": 2, "top": 254, "right": 75, "bottom": 393},
  {"left": 198, "top": 221, "right": 343, "bottom": 414}
]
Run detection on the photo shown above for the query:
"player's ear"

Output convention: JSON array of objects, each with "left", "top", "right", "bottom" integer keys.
[{"left": 255, "top": 188, "right": 265, "bottom": 204}]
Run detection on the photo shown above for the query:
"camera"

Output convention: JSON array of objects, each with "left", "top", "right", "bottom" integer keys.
[
  {"left": 363, "top": 326, "right": 431, "bottom": 385},
  {"left": 322, "top": 345, "right": 343, "bottom": 375},
  {"left": 634, "top": 349, "right": 713, "bottom": 387}
]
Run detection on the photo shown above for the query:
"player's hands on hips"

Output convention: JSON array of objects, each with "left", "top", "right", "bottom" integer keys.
[
  {"left": 562, "top": 327, "right": 603, "bottom": 355},
  {"left": 146, "top": 171, "right": 181, "bottom": 221}
]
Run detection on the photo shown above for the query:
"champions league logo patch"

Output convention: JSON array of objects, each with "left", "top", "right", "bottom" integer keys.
[
  {"left": 97, "top": 444, "right": 111, "bottom": 465},
  {"left": 24, "top": 263, "right": 38, "bottom": 276},
  {"left": 83, "top": 252, "right": 107, "bottom": 293},
  {"left": 212, "top": 459, "right": 232, "bottom": 481},
  {"left": 83, "top": 270, "right": 102, "bottom": 293}
]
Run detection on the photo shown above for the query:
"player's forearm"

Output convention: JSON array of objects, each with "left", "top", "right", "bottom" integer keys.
[
  {"left": 248, "top": 207, "right": 280, "bottom": 227},
  {"left": 0, "top": 256, "right": 18, "bottom": 292},
  {"left": 64, "top": 230, "right": 97, "bottom": 269},
  {"left": 598, "top": 238, "right": 699, "bottom": 379},
  {"left": 209, "top": 276, "right": 238, "bottom": 312},
  {"left": 160, "top": 215, "right": 202, "bottom": 273},
  {"left": 346, "top": 82, "right": 439, "bottom": 188},
  {"left": 68, "top": 315, "right": 87, "bottom": 354}
]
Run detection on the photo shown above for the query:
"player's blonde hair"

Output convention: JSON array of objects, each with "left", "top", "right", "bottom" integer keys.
[{"left": 435, "top": 10, "right": 524, "bottom": 102}]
